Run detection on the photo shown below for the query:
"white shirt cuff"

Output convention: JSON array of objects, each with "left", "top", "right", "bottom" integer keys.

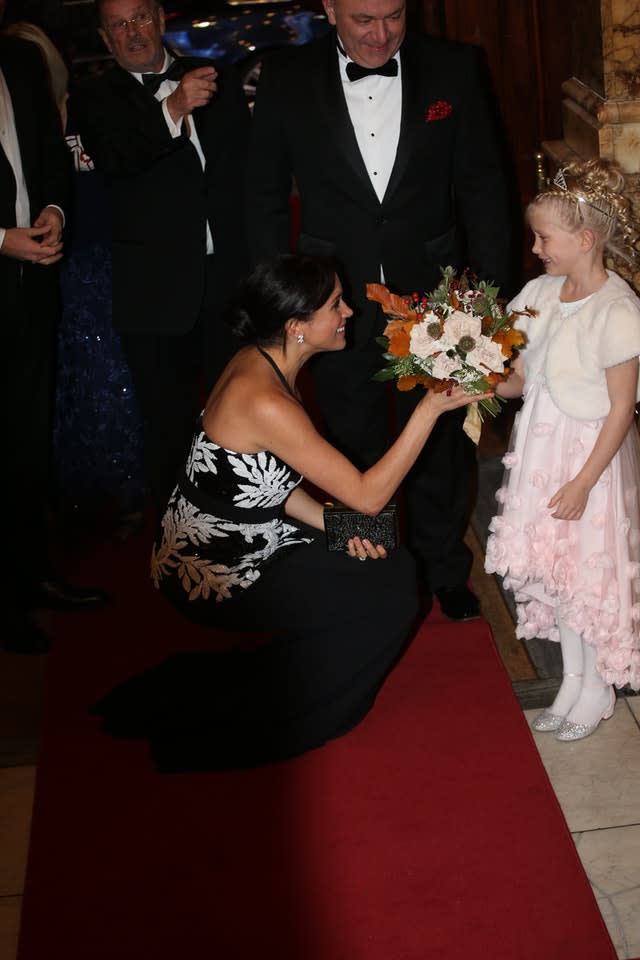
[
  {"left": 46, "top": 204, "right": 65, "bottom": 228},
  {"left": 162, "top": 97, "right": 183, "bottom": 138}
]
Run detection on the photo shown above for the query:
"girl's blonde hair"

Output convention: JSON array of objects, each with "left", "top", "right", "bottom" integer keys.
[{"left": 527, "top": 158, "right": 638, "bottom": 260}]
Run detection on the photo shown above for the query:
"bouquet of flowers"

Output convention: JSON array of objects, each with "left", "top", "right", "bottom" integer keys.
[{"left": 367, "top": 266, "right": 531, "bottom": 443}]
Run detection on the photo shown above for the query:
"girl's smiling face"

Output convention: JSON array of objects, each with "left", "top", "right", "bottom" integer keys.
[{"left": 529, "top": 203, "right": 585, "bottom": 277}]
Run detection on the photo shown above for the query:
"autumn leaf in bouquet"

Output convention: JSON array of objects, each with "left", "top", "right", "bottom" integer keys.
[{"left": 367, "top": 266, "right": 533, "bottom": 442}]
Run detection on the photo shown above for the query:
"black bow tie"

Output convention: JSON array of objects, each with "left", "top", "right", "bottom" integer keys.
[
  {"left": 345, "top": 59, "right": 398, "bottom": 82},
  {"left": 142, "top": 60, "right": 188, "bottom": 94}
]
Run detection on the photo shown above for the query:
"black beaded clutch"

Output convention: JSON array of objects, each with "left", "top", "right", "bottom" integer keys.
[{"left": 323, "top": 501, "right": 398, "bottom": 552}]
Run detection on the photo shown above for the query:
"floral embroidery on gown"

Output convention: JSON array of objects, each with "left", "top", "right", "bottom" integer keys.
[
  {"left": 152, "top": 421, "right": 314, "bottom": 605},
  {"left": 485, "top": 372, "right": 640, "bottom": 689}
]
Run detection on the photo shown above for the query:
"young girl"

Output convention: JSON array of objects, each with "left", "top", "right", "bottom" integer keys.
[{"left": 485, "top": 158, "right": 640, "bottom": 740}]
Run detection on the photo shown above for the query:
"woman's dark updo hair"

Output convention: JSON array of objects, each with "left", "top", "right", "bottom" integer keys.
[{"left": 231, "top": 254, "right": 339, "bottom": 347}]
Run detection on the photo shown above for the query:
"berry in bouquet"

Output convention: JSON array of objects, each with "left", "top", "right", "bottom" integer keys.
[{"left": 367, "top": 266, "right": 531, "bottom": 443}]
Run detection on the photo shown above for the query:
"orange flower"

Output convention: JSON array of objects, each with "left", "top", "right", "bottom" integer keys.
[
  {"left": 492, "top": 326, "right": 527, "bottom": 357},
  {"left": 367, "top": 283, "right": 415, "bottom": 320},
  {"left": 383, "top": 314, "right": 420, "bottom": 357},
  {"left": 383, "top": 317, "right": 410, "bottom": 338},
  {"left": 481, "top": 314, "right": 494, "bottom": 335},
  {"left": 388, "top": 328, "right": 411, "bottom": 357},
  {"left": 397, "top": 374, "right": 432, "bottom": 391}
]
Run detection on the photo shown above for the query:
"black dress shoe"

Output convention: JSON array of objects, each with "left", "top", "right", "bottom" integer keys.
[
  {"left": 2, "top": 620, "right": 51, "bottom": 655},
  {"left": 29, "top": 579, "right": 111, "bottom": 612},
  {"left": 436, "top": 585, "right": 480, "bottom": 622}
]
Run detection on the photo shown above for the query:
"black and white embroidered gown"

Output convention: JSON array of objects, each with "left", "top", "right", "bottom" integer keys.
[
  {"left": 151, "top": 420, "right": 315, "bottom": 616},
  {"left": 92, "top": 420, "right": 420, "bottom": 772}
]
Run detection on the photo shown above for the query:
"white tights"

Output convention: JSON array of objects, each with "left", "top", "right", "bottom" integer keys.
[{"left": 550, "top": 620, "right": 613, "bottom": 725}]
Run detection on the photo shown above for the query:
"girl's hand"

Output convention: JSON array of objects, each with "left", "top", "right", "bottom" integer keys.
[
  {"left": 548, "top": 478, "right": 591, "bottom": 521},
  {"left": 346, "top": 537, "right": 387, "bottom": 561}
]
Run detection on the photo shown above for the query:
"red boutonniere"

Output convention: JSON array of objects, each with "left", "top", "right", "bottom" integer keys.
[{"left": 425, "top": 100, "right": 452, "bottom": 122}]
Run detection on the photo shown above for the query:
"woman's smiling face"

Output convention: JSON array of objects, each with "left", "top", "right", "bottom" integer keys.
[{"left": 300, "top": 277, "right": 353, "bottom": 351}]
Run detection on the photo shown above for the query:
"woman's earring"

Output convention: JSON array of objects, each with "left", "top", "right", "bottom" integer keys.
[{"left": 297, "top": 334, "right": 305, "bottom": 344}]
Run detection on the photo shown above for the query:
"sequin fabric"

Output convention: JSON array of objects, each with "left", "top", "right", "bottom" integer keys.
[{"left": 53, "top": 163, "right": 148, "bottom": 514}]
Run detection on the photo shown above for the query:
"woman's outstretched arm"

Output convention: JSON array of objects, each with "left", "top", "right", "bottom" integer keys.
[{"left": 255, "top": 383, "right": 492, "bottom": 516}]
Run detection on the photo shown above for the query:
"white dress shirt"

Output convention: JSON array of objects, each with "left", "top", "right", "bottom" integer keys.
[
  {"left": 0, "top": 65, "right": 65, "bottom": 252},
  {"left": 336, "top": 41, "right": 401, "bottom": 280},
  {"left": 0, "top": 66, "right": 31, "bottom": 250},
  {"left": 336, "top": 41, "right": 402, "bottom": 204},
  {"left": 132, "top": 53, "right": 214, "bottom": 254}
]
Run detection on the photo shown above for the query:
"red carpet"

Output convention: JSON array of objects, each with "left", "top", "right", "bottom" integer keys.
[{"left": 18, "top": 528, "right": 617, "bottom": 959}]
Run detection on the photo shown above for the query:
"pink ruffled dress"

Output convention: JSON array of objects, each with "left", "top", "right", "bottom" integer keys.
[{"left": 485, "top": 298, "right": 640, "bottom": 690}]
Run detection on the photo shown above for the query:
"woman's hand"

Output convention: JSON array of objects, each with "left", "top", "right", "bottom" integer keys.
[
  {"left": 346, "top": 537, "right": 387, "bottom": 561},
  {"left": 420, "top": 385, "right": 494, "bottom": 415}
]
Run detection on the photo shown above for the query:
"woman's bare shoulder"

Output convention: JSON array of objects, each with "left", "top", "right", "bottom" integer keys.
[{"left": 202, "top": 349, "right": 304, "bottom": 451}]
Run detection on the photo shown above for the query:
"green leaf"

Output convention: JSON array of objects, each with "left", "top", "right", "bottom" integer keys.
[
  {"left": 372, "top": 368, "right": 399, "bottom": 382},
  {"left": 479, "top": 282, "right": 500, "bottom": 300},
  {"left": 477, "top": 395, "right": 506, "bottom": 418}
]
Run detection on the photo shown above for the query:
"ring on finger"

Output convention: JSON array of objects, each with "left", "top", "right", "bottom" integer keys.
[{"left": 359, "top": 556, "right": 366, "bottom": 562}]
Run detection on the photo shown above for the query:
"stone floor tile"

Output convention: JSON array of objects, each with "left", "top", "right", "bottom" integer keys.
[
  {"left": 574, "top": 824, "right": 640, "bottom": 960},
  {"left": 574, "top": 823, "right": 640, "bottom": 894},
  {"left": 608, "top": 888, "right": 640, "bottom": 960},
  {"left": 626, "top": 697, "right": 640, "bottom": 726},
  {"left": 591, "top": 893, "right": 632, "bottom": 960},
  {"left": 524, "top": 702, "right": 640, "bottom": 832}
]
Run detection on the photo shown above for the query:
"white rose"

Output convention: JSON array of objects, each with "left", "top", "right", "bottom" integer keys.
[
  {"left": 431, "top": 353, "right": 462, "bottom": 380},
  {"left": 443, "top": 310, "right": 481, "bottom": 345},
  {"left": 465, "top": 337, "right": 505, "bottom": 373},
  {"left": 409, "top": 314, "right": 443, "bottom": 360}
]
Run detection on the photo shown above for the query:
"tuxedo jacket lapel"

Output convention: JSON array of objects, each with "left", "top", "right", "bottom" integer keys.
[
  {"left": 2, "top": 51, "right": 26, "bottom": 145},
  {"left": 383, "top": 36, "right": 425, "bottom": 203},
  {"left": 1, "top": 47, "right": 34, "bottom": 218},
  {"left": 309, "top": 33, "right": 424, "bottom": 209},
  {"left": 0, "top": 59, "right": 15, "bottom": 195},
  {"left": 108, "top": 62, "right": 157, "bottom": 111},
  {"left": 106, "top": 60, "right": 216, "bottom": 164},
  {"left": 312, "top": 34, "right": 380, "bottom": 207}
]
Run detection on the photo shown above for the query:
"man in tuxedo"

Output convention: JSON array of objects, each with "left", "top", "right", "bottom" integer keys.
[
  {"left": 71, "top": 0, "right": 250, "bottom": 510},
  {"left": 247, "top": 0, "right": 513, "bottom": 620},
  {"left": 1, "top": 32, "right": 109, "bottom": 655}
]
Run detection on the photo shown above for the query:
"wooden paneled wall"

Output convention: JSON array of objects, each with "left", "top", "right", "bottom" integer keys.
[{"left": 417, "top": 0, "right": 574, "bottom": 287}]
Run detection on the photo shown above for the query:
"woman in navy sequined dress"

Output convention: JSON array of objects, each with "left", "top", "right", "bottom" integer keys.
[{"left": 53, "top": 127, "right": 148, "bottom": 529}]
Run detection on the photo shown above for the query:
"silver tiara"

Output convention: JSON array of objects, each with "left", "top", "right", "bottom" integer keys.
[
  {"left": 553, "top": 168, "right": 568, "bottom": 191},
  {"left": 552, "top": 166, "right": 616, "bottom": 221}
]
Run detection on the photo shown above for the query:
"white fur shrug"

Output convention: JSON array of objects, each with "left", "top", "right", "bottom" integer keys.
[{"left": 508, "top": 270, "right": 640, "bottom": 420}]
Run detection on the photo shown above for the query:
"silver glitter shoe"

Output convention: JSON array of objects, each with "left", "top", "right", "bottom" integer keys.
[
  {"left": 555, "top": 687, "right": 616, "bottom": 742},
  {"left": 531, "top": 672, "right": 583, "bottom": 732},
  {"left": 531, "top": 709, "right": 566, "bottom": 732}
]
